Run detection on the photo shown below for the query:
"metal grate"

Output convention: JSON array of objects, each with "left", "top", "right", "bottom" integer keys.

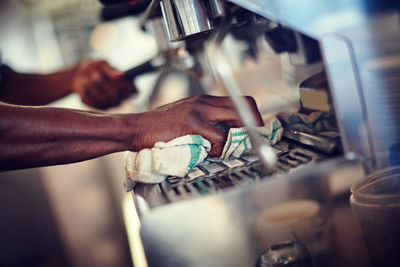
[{"left": 159, "top": 142, "right": 324, "bottom": 203}]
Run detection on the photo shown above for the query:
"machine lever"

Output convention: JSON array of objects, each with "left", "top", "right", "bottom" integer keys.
[
  {"left": 124, "top": 57, "right": 165, "bottom": 80},
  {"left": 101, "top": 1, "right": 150, "bottom": 20}
]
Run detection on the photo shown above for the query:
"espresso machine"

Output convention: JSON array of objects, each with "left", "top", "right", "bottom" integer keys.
[{"left": 100, "top": 1, "right": 400, "bottom": 266}]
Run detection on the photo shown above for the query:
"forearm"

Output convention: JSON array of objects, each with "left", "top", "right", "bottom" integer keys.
[
  {"left": 0, "top": 102, "right": 137, "bottom": 171},
  {"left": 0, "top": 65, "right": 77, "bottom": 105}
]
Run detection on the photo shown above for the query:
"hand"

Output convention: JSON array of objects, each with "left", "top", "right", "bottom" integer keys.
[
  {"left": 71, "top": 60, "right": 137, "bottom": 109},
  {"left": 131, "top": 95, "right": 264, "bottom": 157}
]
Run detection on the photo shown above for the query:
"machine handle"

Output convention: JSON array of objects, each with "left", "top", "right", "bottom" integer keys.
[
  {"left": 124, "top": 58, "right": 164, "bottom": 80},
  {"left": 100, "top": 1, "right": 150, "bottom": 21}
]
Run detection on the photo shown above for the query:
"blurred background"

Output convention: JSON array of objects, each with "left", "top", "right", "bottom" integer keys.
[{"left": 0, "top": 0, "right": 160, "bottom": 266}]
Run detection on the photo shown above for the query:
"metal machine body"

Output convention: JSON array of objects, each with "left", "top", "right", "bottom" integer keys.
[
  {"left": 130, "top": 0, "right": 400, "bottom": 203},
  {"left": 147, "top": 0, "right": 399, "bottom": 171},
  {"left": 227, "top": 0, "right": 400, "bottom": 170},
  {"left": 104, "top": 0, "right": 399, "bottom": 266}
]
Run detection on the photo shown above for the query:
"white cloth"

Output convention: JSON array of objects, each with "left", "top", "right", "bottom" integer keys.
[
  {"left": 124, "top": 117, "right": 283, "bottom": 191},
  {"left": 125, "top": 135, "right": 210, "bottom": 190},
  {"left": 219, "top": 118, "right": 283, "bottom": 159}
]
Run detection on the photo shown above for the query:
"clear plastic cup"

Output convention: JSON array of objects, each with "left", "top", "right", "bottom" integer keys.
[{"left": 350, "top": 165, "right": 400, "bottom": 267}]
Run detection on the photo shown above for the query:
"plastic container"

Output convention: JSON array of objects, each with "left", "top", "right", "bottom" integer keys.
[{"left": 350, "top": 165, "right": 400, "bottom": 267}]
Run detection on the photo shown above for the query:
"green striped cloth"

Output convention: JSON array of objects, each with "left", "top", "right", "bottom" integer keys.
[
  {"left": 125, "top": 135, "right": 211, "bottom": 191},
  {"left": 220, "top": 118, "right": 283, "bottom": 159},
  {"left": 277, "top": 111, "right": 337, "bottom": 134},
  {"left": 124, "top": 117, "right": 283, "bottom": 191}
]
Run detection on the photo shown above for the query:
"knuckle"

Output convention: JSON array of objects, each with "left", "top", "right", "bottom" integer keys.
[
  {"left": 80, "top": 85, "right": 90, "bottom": 97},
  {"left": 181, "top": 120, "right": 193, "bottom": 132},
  {"left": 245, "top": 96, "right": 256, "bottom": 105},
  {"left": 90, "top": 73, "right": 102, "bottom": 84},
  {"left": 192, "top": 94, "right": 204, "bottom": 102},
  {"left": 188, "top": 108, "right": 200, "bottom": 119},
  {"left": 193, "top": 103, "right": 209, "bottom": 116},
  {"left": 81, "top": 97, "right": 93, "bottom": 107},
  {"left": 113, "top": 98, "right": 122, "bottom": 106},
  {"left": 81, "top": 96, "right": 89, "bottom": 104},
  {"left": 123, "top": 84, "right": 136, "bottom": 94},
  {"left": 198, "top": 94, "right": 207, "bottom": 99},
  {"left": 81, "top": 89, "right": 89, "bottom": 97},
  {"left": 95, "top": 60, "right": 108, "bottom": 67},
  {"left": 115, "top": 95, "right": 124, "bottom": 104},
  {"left": 95, "top": 101, "right": 106, "bottom": 109},
  {"left": 197, "top": 94, "right": 212, "bottom": 102},
  {"left": 181, "top": 111, "right": 200, "bottom": 129},
  {"left": 214, "top": 133, "right": 224, "bottom": 144},
  {"left": 84, "top": 87, "right": 95, "bottom": 96},
  {"left": 211, "top": 143, "right": 222, "bottom": 156}
]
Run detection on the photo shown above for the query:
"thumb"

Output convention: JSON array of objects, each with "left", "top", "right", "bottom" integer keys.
[{"left": 100, "top": 62, "right": 124, "bottom": 80}]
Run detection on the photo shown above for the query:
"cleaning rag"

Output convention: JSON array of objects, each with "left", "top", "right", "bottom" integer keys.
[
  {"left": 124, "top": 135, "right": 210, "bottom": 190},
  {"left": 219, "top": 118, "right": 283, "bottom": 159},
  {"left": 277, "top": 111, "right": 337, "bottom": 134},
  {"left": 125, "top": 117, "right": 283, "bottom": 191}
]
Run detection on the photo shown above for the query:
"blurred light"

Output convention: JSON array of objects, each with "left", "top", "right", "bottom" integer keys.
[
  {"left": 122, "top": 193, "right": 148, "bottom": 267},
  {"left": 311, "top": 9, "right": 365, "bottom": 34},
  {"left": 90, "top": 22, "right": 119, "bottom": 51}
]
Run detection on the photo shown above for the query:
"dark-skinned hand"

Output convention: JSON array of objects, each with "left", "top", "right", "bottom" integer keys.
[
  {"left": 71, "top": 60, "right": 137, "bottom": 109},
  {"left": 131, "top": 95, "right": 264, "bottom": 157}
]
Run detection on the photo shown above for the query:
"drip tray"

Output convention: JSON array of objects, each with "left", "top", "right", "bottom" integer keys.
[{"left": 132, "top": 140, "right": 325, "bottom": 208}]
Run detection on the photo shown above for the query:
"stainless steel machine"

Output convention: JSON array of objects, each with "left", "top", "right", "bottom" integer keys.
[{"left": 101, "top": 1, "right": 400, "bottom": 266}]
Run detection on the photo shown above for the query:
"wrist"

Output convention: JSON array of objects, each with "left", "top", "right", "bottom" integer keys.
[{"left": 119, "top": 113, "right": 142, "bottom": 151}]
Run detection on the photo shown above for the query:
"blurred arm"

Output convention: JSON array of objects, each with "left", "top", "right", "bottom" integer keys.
[
  {"left": 0, "top": 65, "right": 77, "bottom": 106},
  {"left": 0, "top": 60, "right": 137, "bottom": 108}
]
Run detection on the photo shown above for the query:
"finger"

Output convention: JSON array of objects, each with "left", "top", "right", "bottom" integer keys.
[
  {"left": 118, "top": 80, "right": 137, "bottom": 98},
  {"left": 98, "top": 61, "right": 123, "bottom": 80},
  {"left": 90, "top": 64, "right": 135, "bottom": 95},
  {"left": 86, "top": 69, "right": 123, "bottom": 108},
  {"left": 197, "top": 95, "right": 234, "bottom": 107},
  {"left": 219, "top": 119, "right": 243, "bottom": 128},
  {"left": 94, "top": 80, "right": 121, "bottom": 107},
  {"left": 198, "top": 105, "right": 242, "bottom": 125},
  {"left": 84, "top": 72, "right": 115, "bottom": 107},
  {"left": 191, "top": 119, "right": 225, "bottom": 157},
  {"left": 87, "top": 69, "right": 103, "bottom": 85},
  {"left": 83, "top": 90, "right": 106, "bottom": 109},
  {"left": 245, "top": 96, "right": 264, "bottom": 126},
  {"left": 80, "top": 89, "right": 98, "bottom": 108},
  {"left": 101, "top": 80, "right": 136, "bottom": 106},
  {"left": 83, "top": 83, "right": 110, "bottom": 109},
  {"left": 71, "top": 76, "right": 84, "bottom": 95},
  {"left": 88, "top": 75, "right": 136, "bottom": 107},
  {"left": 215, "top": 109, "right": 263, "bottom": 127},
  {"left": 198, "top": 95, "right": 264, "bottom": 126}
]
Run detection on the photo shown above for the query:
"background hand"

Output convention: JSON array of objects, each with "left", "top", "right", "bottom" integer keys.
[{"left": 71, "top": 60, "right": 137, "bottom": 109}]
